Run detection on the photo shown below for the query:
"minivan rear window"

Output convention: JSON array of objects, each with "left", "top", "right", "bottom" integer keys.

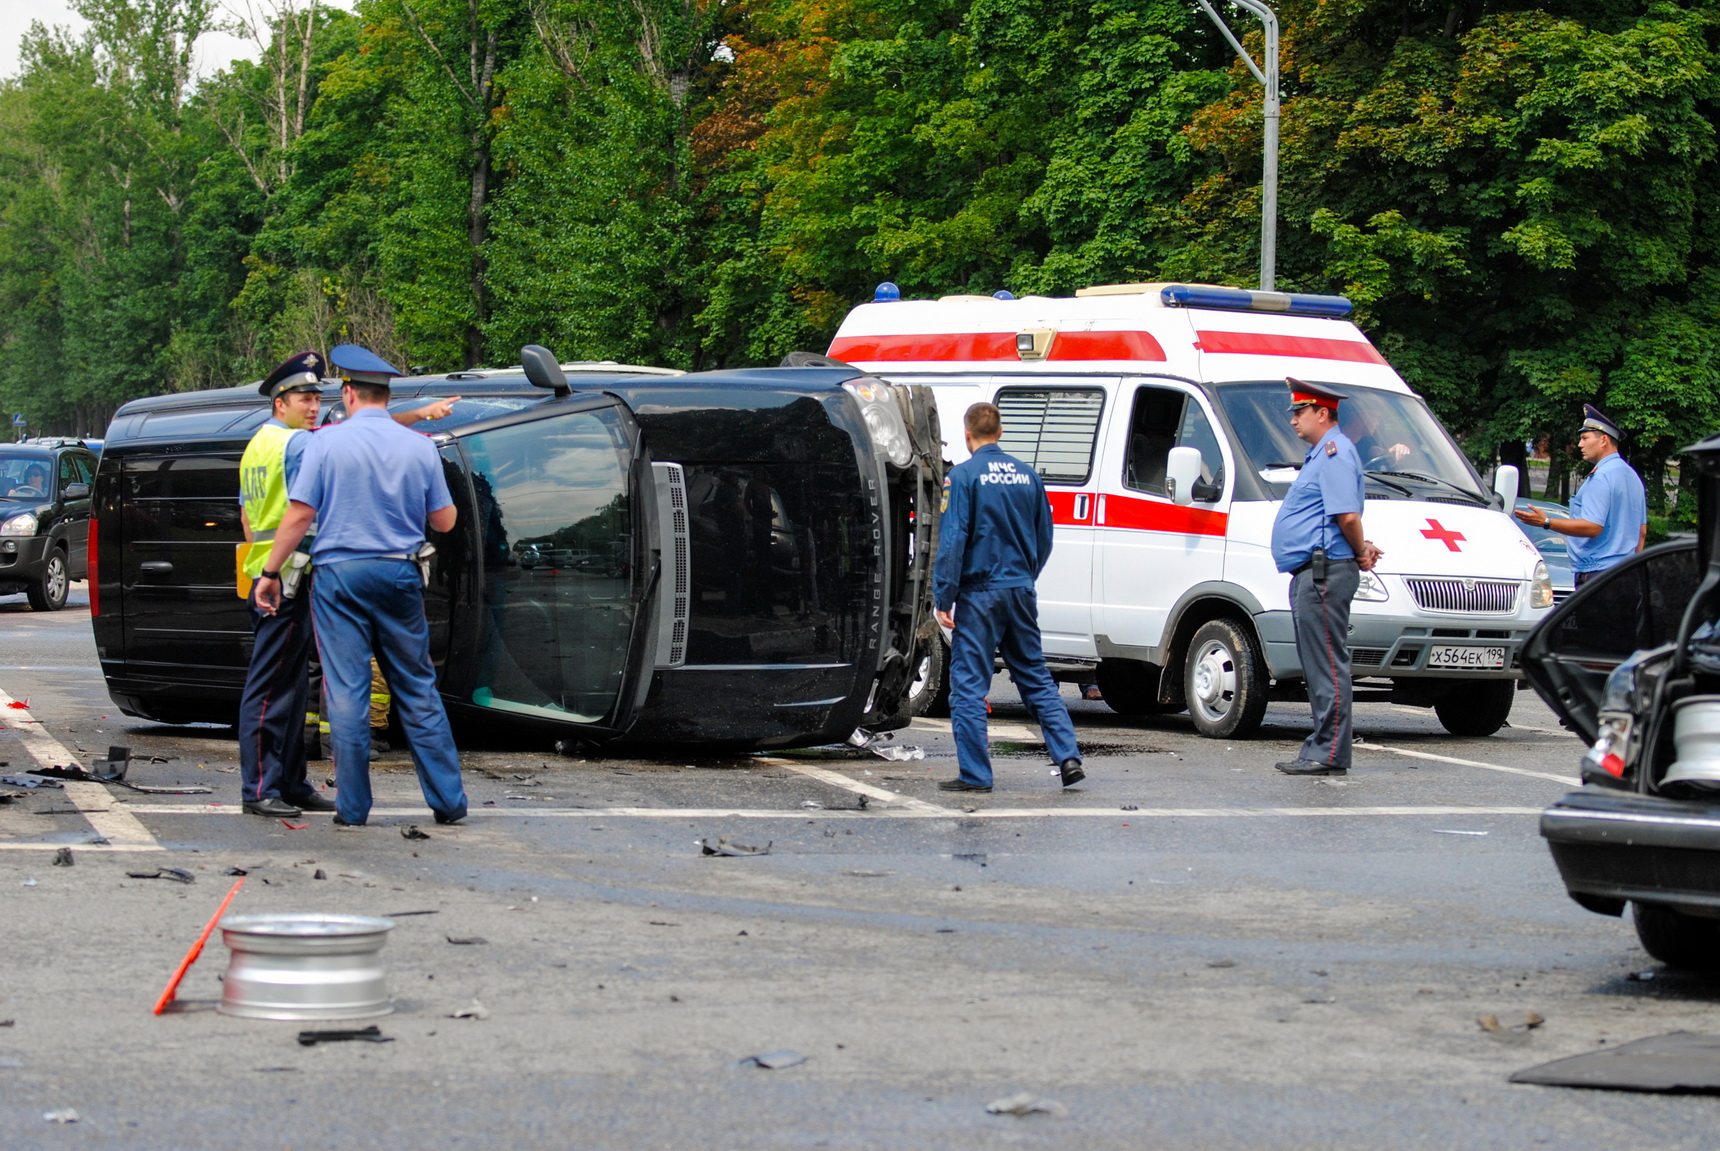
[{"left": 993, "top": 388, "right": 1105, "bottom": 484}]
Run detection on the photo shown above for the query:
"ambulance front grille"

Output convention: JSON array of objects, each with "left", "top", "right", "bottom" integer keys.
[{"left": 1404, "top": 577, "right": 1520, "bottom": 614}]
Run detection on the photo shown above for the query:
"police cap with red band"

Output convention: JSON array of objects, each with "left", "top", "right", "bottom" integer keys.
[
  {"left": 1285, "top": 378, "right": 1347, "bottom": 413},
  {"left": 258, "top": 351, "right": 325, "bottom": 400}
]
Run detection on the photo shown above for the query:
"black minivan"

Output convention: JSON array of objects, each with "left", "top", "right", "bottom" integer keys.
[{"left": 89, "top": 353, "right": 943, "bottom": 750}]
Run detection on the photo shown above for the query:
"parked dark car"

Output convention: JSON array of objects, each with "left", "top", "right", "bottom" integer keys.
[
  {"left": 0, "top": 439, "right": 99, "bottom": 610},
  {"left": 90, "top": 351, "right": 943, "bottom": 750},
  {"left": 1524, "top": 432, "right": 1720, "bottom": 967}
]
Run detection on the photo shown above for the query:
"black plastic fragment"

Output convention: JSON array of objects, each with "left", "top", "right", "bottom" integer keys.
[{"left": 297, "top": 1025, "right": 392, "bottom": 1047}]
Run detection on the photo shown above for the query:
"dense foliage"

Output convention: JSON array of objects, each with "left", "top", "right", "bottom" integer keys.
[{"left": 1, "top": 0, "right": 1715, "bottom": 509}]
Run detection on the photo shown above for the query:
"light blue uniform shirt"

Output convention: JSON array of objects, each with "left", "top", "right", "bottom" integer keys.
[
  {"left": 1568, "top": 452, "right": 1647, "bottom": 573},
  {"left": 1270, "top": 426, "right": 1364, "bottom": 574},
  {"left": 288, "top": 407, "right": 454, "bottom": 566}
]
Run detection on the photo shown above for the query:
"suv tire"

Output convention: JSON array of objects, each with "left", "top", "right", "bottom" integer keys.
[
  {"left": 1184, "top": 618, "right": 1268, "bottom": 739},
  {"left": 1095, "top": 658, "right": 1171, "bottom": 717},
  {"left": 902, "top": 636, "right": 948, "bottom": 718},
  {"left": 1633, "top": 903, "right": 1720, "bottom": 971},
  {"left": 27, "top": 547, "right": 68, "bottom": 612},
  {"left": 1433, "top": 680, "right": 1514, "bottom": 737}
]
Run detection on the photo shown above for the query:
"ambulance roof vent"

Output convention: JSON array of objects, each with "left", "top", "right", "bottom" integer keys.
[{"left": 1158, "top": 283, "right": 1353, "bottom": 317}]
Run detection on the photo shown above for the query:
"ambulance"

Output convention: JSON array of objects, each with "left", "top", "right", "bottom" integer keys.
[{"left": 828, "top": 281, "right": 1552, "bottom": 739}]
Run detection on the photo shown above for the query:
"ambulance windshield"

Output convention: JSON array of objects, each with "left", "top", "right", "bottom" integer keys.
[{"left": 1214, "top": 382, "right": 1488, "bottom": 503}]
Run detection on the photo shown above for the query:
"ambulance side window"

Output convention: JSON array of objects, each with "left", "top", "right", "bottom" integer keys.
[
  {"left": 993, "top": 388, "right": 1105, "bottom": 484},
  {"left": 1125, "top": 388, "right": 1225, "bottom": 500},
  {"left": 1179, "top": 403, "right": 1225, "bottom": 494}
]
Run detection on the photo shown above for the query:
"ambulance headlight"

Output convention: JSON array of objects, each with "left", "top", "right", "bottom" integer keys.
[
  {"left": 0, "top": 513, "right": 38, "bottom": 536},
  {"left": 1352, "top": 570, "right": 1389, "bottom": 602},
  {"left": 1530, "top": 561, "right": 1554, "bottom": 609},
  {"left": 844, "top": 380, "right": 915, "bottom": 468}
]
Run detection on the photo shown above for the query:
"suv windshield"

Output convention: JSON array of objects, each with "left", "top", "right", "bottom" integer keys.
[
  {"left": 0, "top": 452, "right": 53, "bottom": 500},
  {"left": 1213, "top": 381, "right": 1487, "bottom": 503}
]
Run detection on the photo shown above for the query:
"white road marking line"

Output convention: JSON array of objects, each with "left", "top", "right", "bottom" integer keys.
[
  {"left": 756, "top": 759, "right": 950, "bottom": 814},
  {"left": 0, "top": 689, "right": 162, "bottom": 852},
  {"left": 911, "top": 717, "right": 1042, "bottom": 742},
  {"left": 1355, "top": 740, "right": 1577, "bottom": 786},
  {"left": 117, "top": 803, "right": 1545, "bottom": 820}
]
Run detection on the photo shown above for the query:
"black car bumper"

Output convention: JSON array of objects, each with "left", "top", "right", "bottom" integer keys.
[
  {"left": 1542, "top": 788, "right": 1720, "bottom": 916},
  {"left": 0, "top": 535, "right": 52, "bottom": 594}
]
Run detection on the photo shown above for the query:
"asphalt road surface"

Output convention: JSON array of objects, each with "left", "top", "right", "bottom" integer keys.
[{"left": 4, "top": 586, "right": 1720, "bottom": 1150}]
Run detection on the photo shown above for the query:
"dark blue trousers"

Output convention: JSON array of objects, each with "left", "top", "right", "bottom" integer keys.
[
  {"left": 313, "top": 559, "right": 466, "bottom": 825},
  {"left": 948, "top": 585, "right": 1081, "bottom": 787},
  {"left": 238, "top": 575, "right": 316, "bottom": 804}
]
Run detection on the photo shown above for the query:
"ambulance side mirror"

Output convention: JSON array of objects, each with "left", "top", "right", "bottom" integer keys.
[
  {"left": 1167, "top": 446, "right": 1203, "bottom": 507},
  {"left": 1493, "top": 464, "right": 1520, "bottom": 517}
]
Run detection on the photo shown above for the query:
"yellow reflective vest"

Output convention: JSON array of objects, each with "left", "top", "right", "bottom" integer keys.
[{"left": 238, "top": 422, "right": 302, "bottom": 581}]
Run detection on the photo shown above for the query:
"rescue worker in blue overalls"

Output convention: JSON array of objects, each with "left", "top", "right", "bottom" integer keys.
[
  {"left": 253, "top": 345, "right": 468, "bottom": 827},
  {"left": 934, "top": 402, "right": 1083, "bottom": 793},
  {"left": 236, "top": 354, "right": 459, "bottom": 817},
  {"left": 1270, "top": 380, "right": 1383, "bottom": 777}
]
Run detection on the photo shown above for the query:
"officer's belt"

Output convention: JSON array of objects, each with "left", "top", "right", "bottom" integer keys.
[{"left": 1291, "top": 557, "right": 1357, "bottom": 577}]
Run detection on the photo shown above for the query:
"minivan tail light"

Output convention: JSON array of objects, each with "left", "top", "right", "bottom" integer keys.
[{"left": 88, "top": 518, "right": 98, "bottom": 617}]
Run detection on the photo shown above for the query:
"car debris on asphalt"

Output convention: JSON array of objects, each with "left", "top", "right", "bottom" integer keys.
[
  {"left": 297, "top": 1026, "right": 393, "bottom": 1046},
  {"left": 402, "top": 826, "right": 431, "bottom": 841},
  {"left": 449, "top": 999, "right": 490, "bottom": 1020},
  {"left": 699, "top": 837, "right": 772, "bottom": 857},
  {"left": 445, "top": 935, "right": 488, "bottom": 945},
  {"left": 126, "top": 867, "right": 195, "bottom": 883},
  {"left": 1478, "top": 1013, "right": 1545, "bottom": 1045},
  {"left": 42, "top": 1108, "right": 79, "bottom": 1123},
  {"left": 985, "top": 1092, "right": 1067, "bottom": 1118},
  {"left": 51, "top": 846, "right": 72, "bottom": 867},
  {"left": 735, "top": 1049, "right": 807, "bottom": 1070},
  {"left": 1511, "top": 1031, "right": 1720, "bottom": 1092}
]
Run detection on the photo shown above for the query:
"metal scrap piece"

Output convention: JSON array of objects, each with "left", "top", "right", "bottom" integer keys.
[
  {"left": 296, "top": 1025, "right": 392, "bottom": 1047},
  {"left": 700, "top": 837, "right": 771, "bottom": 857}
]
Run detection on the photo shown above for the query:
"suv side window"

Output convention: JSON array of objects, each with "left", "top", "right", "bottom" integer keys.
[
  {"left": 993, "top": 388, "right": 1105, "bottom": 484},
  {"left": 1124, "top": 387, "right": 1225, "bottom": 498},
  {"left": 57, "top": 453, "right": 80, "bottom": 493}
]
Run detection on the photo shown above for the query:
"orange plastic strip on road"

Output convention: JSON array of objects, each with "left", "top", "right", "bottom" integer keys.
[{"left": 152, "top": 877, "right": 246, "bottom": 1015}]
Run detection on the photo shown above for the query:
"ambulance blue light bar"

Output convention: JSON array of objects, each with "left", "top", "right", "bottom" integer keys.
[{"left": 1160, "top": 284, "right": 1352, "bottom": 318}]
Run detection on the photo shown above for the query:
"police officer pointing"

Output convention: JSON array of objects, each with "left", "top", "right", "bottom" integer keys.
[
  {"left": 1270, "top": 380, "right": 1382, "bottom": 777},
  {"left": 235, "top": 353, "right": 459, "bottom": 819},
  {"left": 934, "top": 402, "right": 1083, "bottom": 793},
  {"left": 1513, "top": 404, "right": 1646, "bottom": 585},
  {"left": 255, "top": 345, "right": 468, "bottom": 827}
]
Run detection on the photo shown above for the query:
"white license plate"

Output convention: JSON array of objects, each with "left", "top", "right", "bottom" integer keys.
[{"left": 1427, "top": 644, "right": 1506, "bottom": 670}]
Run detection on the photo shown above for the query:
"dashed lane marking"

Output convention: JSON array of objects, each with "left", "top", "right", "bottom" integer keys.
[
  {"left": 116, "top": 803, "right": 1544, "bottom": 821},
  {"left": 0, "top": 688, "right": 163, "bottom": 852},
  {"left": 1354, "top": 740, "right": 1577, "bottom": 786},
  {"left": 911, "top": 716, "right": 1042, "bottom": 742}
]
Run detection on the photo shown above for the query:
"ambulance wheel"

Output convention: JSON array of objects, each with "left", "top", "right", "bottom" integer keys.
[
  {"left": 903, "top": 636, "right": 949, "bottom": 718},
  {"left": 1184, "top": 619, "right": 1268, "bottom": 739},
  {"left": 1094, "top": 659, "right": 1169, "bottom": 717},
  {"left": 1433, "top": 680, "right": 1514, "bottom": 737},
  {"left": 1633, "top": 903, "right": 1720, "bottom": 971},
  {"left": 27, "top": 547, "right": 69, "bottom": 611}
]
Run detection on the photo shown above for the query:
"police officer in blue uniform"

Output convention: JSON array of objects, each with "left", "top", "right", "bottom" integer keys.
[
  {"left": 254, "top": 345, "right": 468, "bottom": 827},
  {"left": 1270, "top": 380, "right": 1383, "bottom": 777},
  {"left": 1514, "top": 404, "right": 1646, "bottom": 584},
  {"left": 934, "top": 402, "right": 1083, "bottom": 793}
]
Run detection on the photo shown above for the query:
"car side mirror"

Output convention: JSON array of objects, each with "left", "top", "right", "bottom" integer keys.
[
  {"left": 1493, "top": 464, "right": 1519, "bottom": 517},
  {"left": 521, "top": 345, "right": 569, "bottom": 397},
  {"left": 1167, "top": 446, "right": 1203, "bottom": 507},
  {"left": 63, "top": 483, "right": 90, "bottom": 500}
]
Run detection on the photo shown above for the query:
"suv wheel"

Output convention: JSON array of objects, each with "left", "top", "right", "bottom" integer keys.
[
  {"left": 27, "top": 547, "right": 68, "bottom": 611},
  {"left": 1433, "top": 680, "right": 1514, "bottom": 737},
  {"left": 902, "top": 636, "right": 948, "bottom": 718},
  {"left": 1184, "top": 618, "right": 1268, "bottom": 739},
  {"left": 1633, "top": 903, "right": 1720, "bottom": 971}
]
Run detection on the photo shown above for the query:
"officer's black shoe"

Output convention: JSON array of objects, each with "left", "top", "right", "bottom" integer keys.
[
  {"left": 1275, "top": 759, "right": 1347, "bottom": 776},
  {"left": 937, "top": 779, "right": 992, "bottom": 793},
  {"left": 331, "top": 814, "right": 365, "bottom": 827},
  {"left": 285, "top": 791, "right": 337, "bottom": 812},
  {"left": 433, "top": 808, "right": 466, "bottom": 826},
  {"left": 242, "top": 797, "right": 301, "bottom": 818},
  {"left": 1059, "top": 759, "right": 1086, "bottom": 787}
]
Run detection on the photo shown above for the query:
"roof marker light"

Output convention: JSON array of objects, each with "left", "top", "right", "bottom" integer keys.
[
  {"left": 873, "top": 281, "right": 901, "bottom": 302},
  {"left": 993, "top": 290, "right": 1016, "bottom": 300},
  {"left": 1159, "top": 283, "right": 1352, "bottom": 318}
]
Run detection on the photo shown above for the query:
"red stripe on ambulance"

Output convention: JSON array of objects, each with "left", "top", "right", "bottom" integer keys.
[
  {"left": 1047, "top": 490, "right": 1227, "bottom": 537},
  {"left": 1195, "top": 330, "right": 1387, "bottom": 365},
  {"left": 828, "top": 330, "right": 1167, "bottom": 363}
]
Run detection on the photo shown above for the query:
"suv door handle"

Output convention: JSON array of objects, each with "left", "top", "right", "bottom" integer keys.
[{"left": 140, "top": 561, "right": 173, "bottom": 576}]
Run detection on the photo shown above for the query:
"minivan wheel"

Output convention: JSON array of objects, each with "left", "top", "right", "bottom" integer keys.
[
  {"left": 1184, "top": 618, "right": 1268, "bottom": 739},
  {"left": 903, "top": 636, "right": 948, "bottom": 718},
  {"left": 1633, "top": 903, "right": 1720, "bottom": 971},
  {"left": 27, "top": 548, "right": 68, "bottom": 612},
  {"left": 1432, "top": 680, "right": 1514, "bottom": 737},
  {"left": 1095, "top": 659, "right": 1170, "bottom": 717}
]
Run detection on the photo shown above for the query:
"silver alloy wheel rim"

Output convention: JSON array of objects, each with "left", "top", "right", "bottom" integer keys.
[
  {"left": 1191, "top": 639, "right": 1236, "bottom": 722},
  {"left": 907, "top": 652, "right": 933, "bottom": 699},
  {"left": 46, "top": 554, "right": 66, "bottom": 603}
]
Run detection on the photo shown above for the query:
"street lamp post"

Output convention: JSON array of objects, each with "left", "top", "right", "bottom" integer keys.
[{"left": 1195, "top": 0, "right": 1279, "bottom": 291}]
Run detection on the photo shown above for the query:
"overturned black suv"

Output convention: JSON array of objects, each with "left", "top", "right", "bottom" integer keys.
[
  {"left": 90, "top": 352, "right": 943, "bottom": 750},
  {"left": 1524, "top": 433, "right": 1720, "bottom": 967}
]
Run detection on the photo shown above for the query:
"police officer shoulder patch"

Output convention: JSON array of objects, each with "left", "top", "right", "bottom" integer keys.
[
  {"left": 1325, "top": 442, "right": 1337, "bottom": 457},
  {"left": 939, "top": 477, "right": 951, "bottom": 514}
]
